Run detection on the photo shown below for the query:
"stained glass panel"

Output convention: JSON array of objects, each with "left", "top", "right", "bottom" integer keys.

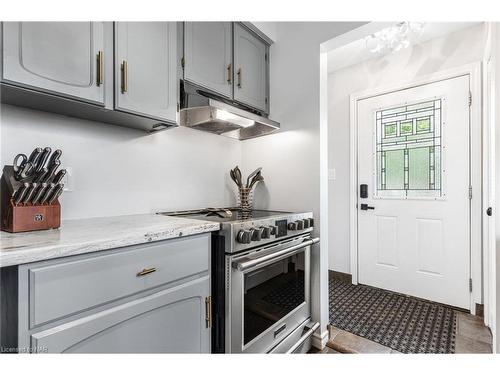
[{"left": 375, "top": 99, "right": 442, "bottom": 199}]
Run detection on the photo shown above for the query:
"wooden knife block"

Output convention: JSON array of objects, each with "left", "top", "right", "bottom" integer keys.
[{"left": 1, "top": 167, "right": 61, "bottom": 233}]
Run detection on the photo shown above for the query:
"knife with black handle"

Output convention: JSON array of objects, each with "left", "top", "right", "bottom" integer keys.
[
  {"left": 46, "top": 149, "right": 62, "bottom": 168},
  {"left": 40, "top": 183, "right": 56, "bottom": 204},
  {"left": 23, "top": 183, "right": 38, "bottom": 204},
  {"left": 43, "top": 160, "right": 61, "bottom": 183},
  {"left": 31, "top": 183, "right": 48, "bottom": 205},
  {"left": 48, "top": 183, "right": 64, "bottom": 204},
  {"left": 52, "top": 169, "right": 66, "bottom": 185},
  {"left": 13, "top": 183, "right": 30, "bottom": 205},
  {"left": 28, "top": 147, "right": 43, "bottom": 165},
  {"left": 34, "top": 167, "right": 49, "bottom": 183},
  {"left": 35, "top": 147, "right": 51, "bottom": 173}
]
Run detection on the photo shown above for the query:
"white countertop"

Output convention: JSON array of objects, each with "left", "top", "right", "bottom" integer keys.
[{"left": 0, "top": 214, "right": 220, "bottom": 267}]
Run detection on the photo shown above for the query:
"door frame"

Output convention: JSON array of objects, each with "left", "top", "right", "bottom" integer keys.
[{"left": 349, "top": 62, "right": 482, "bottom": 313}]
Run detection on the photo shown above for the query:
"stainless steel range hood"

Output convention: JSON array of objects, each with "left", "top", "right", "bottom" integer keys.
[{"left": 180, "top": 82, "right": 280, "bottom": 141}]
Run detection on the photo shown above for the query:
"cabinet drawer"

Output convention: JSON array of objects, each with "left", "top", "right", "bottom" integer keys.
[{"left": 27, "top": 234, "right": 210, "bottom": 328}]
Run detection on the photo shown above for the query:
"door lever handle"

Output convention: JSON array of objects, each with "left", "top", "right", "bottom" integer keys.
[{"left": 360, "top": 203, "right": 375, "bottom": 211}]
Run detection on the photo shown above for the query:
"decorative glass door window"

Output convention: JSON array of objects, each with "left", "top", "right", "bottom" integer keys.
[{"left": 375, "top": 99, "right": 442, "bottom": 198}]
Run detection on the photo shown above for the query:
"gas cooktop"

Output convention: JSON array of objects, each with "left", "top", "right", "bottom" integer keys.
[
  {"left": 158, "top": 207, "right": 314, "bottom": 254},
  {"left": 158, "top": 208, "right": 292, "bottom": 223}
]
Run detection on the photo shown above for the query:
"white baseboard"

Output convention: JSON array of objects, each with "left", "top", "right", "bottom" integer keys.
[{"left": 311, "top": 328, "right": 329, "bottom": 349}]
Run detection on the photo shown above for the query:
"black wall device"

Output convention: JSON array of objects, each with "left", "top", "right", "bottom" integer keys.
[{"left": 360, "top": 184, "right": 368, "bottom": 198}]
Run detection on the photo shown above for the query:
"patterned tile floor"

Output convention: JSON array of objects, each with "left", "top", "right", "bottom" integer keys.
[{"left": 312, "top": 278, "right": 493, "bottom": 354}]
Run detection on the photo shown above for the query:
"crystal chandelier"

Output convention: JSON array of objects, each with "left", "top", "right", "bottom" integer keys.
[{"left": 365, "top": 22, "right": 425, "bottom": 54}]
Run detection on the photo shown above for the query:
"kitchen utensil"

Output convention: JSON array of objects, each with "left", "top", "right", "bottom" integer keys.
[
  {"left": 34, "top": 167, "right": 49, "bottom": 183},
  {"left": 13, "top": 183, "right": 30, "bottom": 205},
  {"left": 48, "top": 183, "right": 64, "bottom": 204},
  {"left": 52, "top": 169, "right": 67, "bottom": 185},
  {"left": 40, "top": 183, "right": 56, "bottom": 204},
  {"left": 234, "top": 166, "right": 243, "bottom": 188},
  {"left": 249, "top": 171, "right": 264, "bottom": 189},
  {"left": 35, "top": 147, "right": 52, "bottom": 173},
  {"left": 230, "top": 169, "right": 238, "bottom": 187},
  {"left": 28, "top": 147, "right": 43, "bottom": 165},
  {"left": 18, "top": 161, "right": 35, "bottom": 180},
  {"left": 43, "top": 160, "right": 61, "bottom": 182},
  {"left": 245, "top": 167, "right": 262, "bottom": 188},
  {"left": 31, "top": 183, "right": 48, "bottom": 205},
  {"left": 23, "top": 183, "right": 38, "bottom": 204},
  {"left": 13, "top": 153, "right": 28, "bottom": 178},
  {"left": 47, "top": 149, "right": 62, "bottom": 167}
]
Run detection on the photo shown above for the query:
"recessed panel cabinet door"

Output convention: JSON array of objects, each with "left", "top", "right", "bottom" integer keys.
[
  {"left": 31, "top": 276, "right": 210, "bottom": 353},
  {"left": 114, "top": 22, "right": 177, "bottom": 124},
  {"left": 233, "top": 23, "right": 268, "bottom": 112},
  {"left": 184, "top": 22, "right": 232, "bottom": 98},
  {"left": 2, "top": 22, "right": 105, "bottom": 104}
]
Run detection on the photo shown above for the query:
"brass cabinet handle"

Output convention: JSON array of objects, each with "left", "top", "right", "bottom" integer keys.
[
  {"left": 136, "top": 267, "right": 156, "bottom": 277},
  {"left": 96, "top": 51, "right": 103, "bottom": 86},
  {"left": 121, "top": 60, "right": 128, "bottom": 93},
  {"left": 227, "top": 63, "right": 232, "bottom": 84},
  {"left": 237, "top": 67, "right": 242, "bottom": 88},
  {"left": 205, "top": 296, "right": 212, "bottom": 328}
]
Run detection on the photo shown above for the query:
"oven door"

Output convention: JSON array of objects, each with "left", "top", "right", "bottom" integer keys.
[{"left": 229, "top": 236, "right": 318, "bottom": 353}]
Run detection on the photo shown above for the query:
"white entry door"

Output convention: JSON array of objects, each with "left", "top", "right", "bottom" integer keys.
[{"left": 357, "top": 75, "right": 471, "bottom": 309}]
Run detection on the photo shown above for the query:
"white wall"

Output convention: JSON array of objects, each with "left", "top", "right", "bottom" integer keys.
[
  {"left": 241, "top": 21, "right": 366, "bottom": 347},
  {"left": 0, "top": 104, "right": 241, "bottom": 219},
  {"left": 327, "top": 23, "right": 488, "bottom": 273}
]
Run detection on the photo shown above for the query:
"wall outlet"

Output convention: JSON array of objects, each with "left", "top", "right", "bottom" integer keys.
[
  {"left": 328, "top": 168, "right": 336, "bottom": 181},
  {"left": 62, "top": 166, "right": 75, "bottom": 192}
]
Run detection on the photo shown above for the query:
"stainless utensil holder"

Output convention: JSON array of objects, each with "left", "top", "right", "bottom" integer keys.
[{"left": 238, "top": 187, "right": 253, "bottom": 211}]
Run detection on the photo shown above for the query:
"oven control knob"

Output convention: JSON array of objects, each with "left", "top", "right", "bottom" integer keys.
[
  {"left": 308, "top": 218, "right": 314, "bottom": 228},
  {"left": 296, "top": 220, "right": 304, "bottom": 230},
  {"left": 261, "top": 226, "right": 271, "bottom": 239},
  {"left": 269, "top": 225, "right": 278, "bottom": 236},
  {"left": 288, "top": 222, "right": 297, "bottom": 231},
  {"left": 251, "top": 227, "right": 263, "bottom": 241},
  {"left": 237, "top": 229, "right": 252, "bottom": 244},
  {"left": 302, "top": 219, "right": 310, "bottom": 229}
]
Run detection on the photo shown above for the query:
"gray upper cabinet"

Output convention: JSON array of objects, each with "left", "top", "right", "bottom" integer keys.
[
  {"left": 31, "top": 276, "right": 210, "bottom": 353},
  {"left": 184, "top": 22, "right": 232, "bottom": 98},
  {"left": 2, "top": 22, "right": 105, "bottom": 104},
  {"left": 233, "top": 23, "right": 268, "bottom": 112},
  {"left": 114, "top": 22, "right": 177, "bottom": 123}
]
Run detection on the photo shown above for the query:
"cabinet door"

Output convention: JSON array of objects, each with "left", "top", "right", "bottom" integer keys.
[
  {"left": 114, "top": 22, "right": 177, "bottom": 123},
  {"left": 233, "top": 23, "right": 268, "bottom": 112},
  {"left": 31, "top": 276, "right": 210, "bottom": 353},
  {"left": 2, "top": 22, "right": 105, "bottom": 104},
  {"left": 184, "top": 22, "right": 232, "bottom": 98}
]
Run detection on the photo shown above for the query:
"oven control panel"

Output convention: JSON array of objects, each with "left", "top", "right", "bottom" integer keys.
[{"left": 228, "top": 213, "right": 314, "bottom": 253}]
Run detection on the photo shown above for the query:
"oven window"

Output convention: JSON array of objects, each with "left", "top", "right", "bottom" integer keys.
[{"left": 243, "top": 251, "right": 305, "bottom": 345}]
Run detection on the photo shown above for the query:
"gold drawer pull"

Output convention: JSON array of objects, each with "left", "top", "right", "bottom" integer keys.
[
  {"left": 121, "top": 60, "right": 128, "bottom": 93},
  {"left": 96, "top": 51, "right": 104, "bottom": 86},
  {"left": 227, "top": 63, "right": 232, "bottom": 84},
  {"left": 136, "top": 267, "right": 156, "bottom": 277}
]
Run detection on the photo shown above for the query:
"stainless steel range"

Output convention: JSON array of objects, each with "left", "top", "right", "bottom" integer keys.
[{"left": 159, "top": 208, "right": 320, "bottom": 354}]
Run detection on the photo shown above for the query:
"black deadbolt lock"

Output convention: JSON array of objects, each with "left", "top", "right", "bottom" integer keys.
[{"left": 360, "top": 184, "right": 368, "bottom": 198}]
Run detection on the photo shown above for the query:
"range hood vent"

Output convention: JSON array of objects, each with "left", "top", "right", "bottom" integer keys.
[{"left": 180, "top": 82, "right": 279, "bottom": 141}]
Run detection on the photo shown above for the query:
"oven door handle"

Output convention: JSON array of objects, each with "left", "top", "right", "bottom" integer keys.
[
  {"left": 286, "top": 321, "right": 320, "bottom": 354},
  {"left": 233, "top": 237, "right": 319, "bottom": 272}
]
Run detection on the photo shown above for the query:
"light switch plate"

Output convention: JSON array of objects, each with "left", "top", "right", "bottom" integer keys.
[{"left": 62, "top": 166, "right": 75, "bottom": 192}]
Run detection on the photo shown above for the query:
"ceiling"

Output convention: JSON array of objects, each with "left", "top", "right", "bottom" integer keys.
[{"left": 327, "top": 22, "right": 481, "bottom": 73}]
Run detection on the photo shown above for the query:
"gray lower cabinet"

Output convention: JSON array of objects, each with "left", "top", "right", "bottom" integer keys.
[
  {"left": 31, "top": 276, "right": 210, "bottom": 353},
  {"left": 1, "top": 22, "right": 105, "bottom": 104},
  {"left": 184, "top": 22, "right": 233, "bottom": 99},
  {"left": 233, "top": 23, "right": 268, "bottom": 112},
  {"left": 0, "top": 233, "right": 211, "bottom": 353},
  {"left": 114, "top": 22, "right": 178, "bottom": 123}
]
